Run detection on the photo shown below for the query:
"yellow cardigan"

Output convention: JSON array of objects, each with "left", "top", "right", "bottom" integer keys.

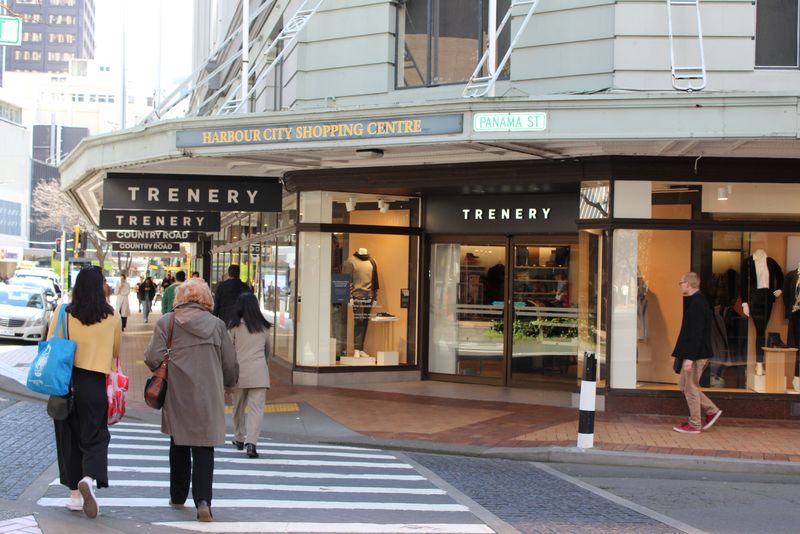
[{"left": 47, "top": 305, "right": 122, "bottom": 374}]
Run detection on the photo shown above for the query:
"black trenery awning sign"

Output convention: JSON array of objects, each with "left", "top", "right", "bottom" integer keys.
[
  {"left": 99, "top": 210, "right": 221, "bottom": 231},
  {"left": 111, "top": 242, "right": 181, "bottom": 252},
  {"left": 106, "top": 230, "right": 200, "bottom": 243},
  {"left": 103, "top": 174, "right": 282, "bottom": 212}
]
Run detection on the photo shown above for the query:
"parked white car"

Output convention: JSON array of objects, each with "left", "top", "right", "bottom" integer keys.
[
  {"left": 8, "top": 277, "right": 60, "bottom": 309},
  {"left": 14, "top": 269, "right": 63, "bottom": 298},
  {"left": 0, "top": 286, "right": 52, "bottom": 343}
]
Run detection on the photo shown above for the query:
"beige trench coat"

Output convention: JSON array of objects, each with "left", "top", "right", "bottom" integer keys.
[
  {"left": 228, "top": 323, "right": 271, "bottom": 389},
  {"left": 144, "top": 303, "right": 238, "bottom": 447}
]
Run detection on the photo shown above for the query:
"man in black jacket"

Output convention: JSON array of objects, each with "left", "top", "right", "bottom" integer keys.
[
  {"left": 672, "top": 272, "right": 722, "bottom": 434},
  {"left": 213, "top": 265, "right": 251, "bottom": 325}
]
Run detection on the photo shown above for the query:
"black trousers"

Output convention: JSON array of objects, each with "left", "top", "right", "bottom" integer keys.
[
  {"left": 54, "top": 367, "right": 110, "bottom": 490},
  {"left": 749, "top": 288, "right": 773, "bottom": 364},
  {"left": 352, "top": 297, "right": 373, "bottom": 351},
  {"left": 790, "top": 311, "right": 800, "bottom": 376},
  {"left": 169, "top": 437, "right": 214, "bottom": 506}
]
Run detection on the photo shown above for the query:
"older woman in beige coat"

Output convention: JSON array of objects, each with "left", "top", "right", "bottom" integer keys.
[
  {"left": 144, "top": 278, "right": 237, "bottom": 523},
  {"left": 227, "top": 292, "right": 271, "bottom": 458}
]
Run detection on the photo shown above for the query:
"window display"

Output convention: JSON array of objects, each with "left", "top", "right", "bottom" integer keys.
[{"left": 615, "top": 228, "right": 800, "bottom": 394}]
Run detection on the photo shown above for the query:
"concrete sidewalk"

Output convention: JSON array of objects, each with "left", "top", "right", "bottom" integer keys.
[{"left": 5, "top": 309, "right": 800, "bottom": 475}]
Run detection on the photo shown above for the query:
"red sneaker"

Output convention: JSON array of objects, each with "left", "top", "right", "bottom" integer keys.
[
  {"left": 673, "top": 422, "right": 701, "bottom": 434},
  {"left": 703, "top": 410, "right": 722, "bottom": 430}
]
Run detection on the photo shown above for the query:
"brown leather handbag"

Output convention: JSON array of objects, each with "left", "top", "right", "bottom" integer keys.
[{"left": 144, "top": 314, "right": 175, "bottom": 409}]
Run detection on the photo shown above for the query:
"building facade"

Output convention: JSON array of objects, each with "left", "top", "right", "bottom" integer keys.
[
  {"left": 60, "top": 0, "right": 800, "bottom": 418},
  {"left": 6, "top": 0, "right": 95, "bottom": 74}
]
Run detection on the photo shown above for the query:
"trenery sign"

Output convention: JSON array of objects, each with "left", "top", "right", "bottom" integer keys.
[
  {"left": 103, "top": 174, "right": 282, "bottom": 212},
  {"left": 99, "top": 210, "right": 221, "bottom": 231}
]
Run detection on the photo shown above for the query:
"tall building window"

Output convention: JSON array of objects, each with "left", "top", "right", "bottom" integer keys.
[
  {"left": 47, "top": 51, "right": 74, "bottom": 62},
  {"left": 16, "top": 0, "right": 42, "bottom": 5},
  {"left": 23, "top": 32, "right": 43, "bottom": 42},
  {"left": 50, "top": 0, "right": 77, "bottom": 5},
  {"left": 755, "top": 0, "right": 800, "bottom": 68},
  {"left": 21, "top": 13, "right": 43, "bottom": 23},
  {"left": 48, "top": 14, "right": 76, "bottom": 25},
  {"left": 396, "top": 0, "right": 511, "bottom": 88}
]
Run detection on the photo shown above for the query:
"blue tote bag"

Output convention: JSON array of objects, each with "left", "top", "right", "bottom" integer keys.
[{"left": 26, "top": 304, "right": 76, "bottom": 396}]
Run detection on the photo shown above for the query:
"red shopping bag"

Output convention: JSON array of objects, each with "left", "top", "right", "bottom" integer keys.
[{"left": 107, "top": 359, "right": 128, "bottom": 425}]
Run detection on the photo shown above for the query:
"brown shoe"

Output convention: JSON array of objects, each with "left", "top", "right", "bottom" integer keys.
[{"left": 196, "top": 500, "right": 213, "bottom": 522}]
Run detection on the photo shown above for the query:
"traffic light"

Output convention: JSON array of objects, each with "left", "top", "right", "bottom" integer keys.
[{"left": 74, "top": 224, "right": 80, "bottom": 258}]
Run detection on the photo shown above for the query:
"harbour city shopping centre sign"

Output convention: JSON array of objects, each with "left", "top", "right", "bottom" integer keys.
[{"left": 175, "top": 114, "right": 464, "bottom": 148}]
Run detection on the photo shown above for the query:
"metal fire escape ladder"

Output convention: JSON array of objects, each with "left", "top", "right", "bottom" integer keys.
[
  {"left": 462, "top": 0, "right": 540, "bottom": 98},
  {"left": 666, "top": 0, "right": 707, "bottom": 91},
  {"left": 140, "top": 0, "right": 276, "bottom": 123},
  {"left": 217, "top": 0, "right": 326, "bottom": 115}
]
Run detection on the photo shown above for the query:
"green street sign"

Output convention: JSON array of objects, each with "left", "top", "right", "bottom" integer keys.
[
  {"left": 473, "top": 112, "right": 548, "bottom": 133},
  {"left": 0, "top": 16, "right": 22, "bottom": 46}
]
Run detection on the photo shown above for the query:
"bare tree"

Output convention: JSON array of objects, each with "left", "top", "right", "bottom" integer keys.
[
  {"left": 31, "top": 178, "right": 109, "bottom": 266},
  {"left": 115, "top": 251, "right": 133, "bottom": 275}
]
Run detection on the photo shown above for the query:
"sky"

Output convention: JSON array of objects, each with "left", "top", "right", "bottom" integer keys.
[{"left": 94, "top": 0, "right": 194, "bottom": 98}]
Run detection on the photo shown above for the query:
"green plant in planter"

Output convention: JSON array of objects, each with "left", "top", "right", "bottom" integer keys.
[{"left": 488, "top": 318, "right": 578, "bottom": 340}]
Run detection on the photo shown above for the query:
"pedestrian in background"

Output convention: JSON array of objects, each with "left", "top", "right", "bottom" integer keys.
[
  {"left": 139, "top": 276, "right": 157, "bottom": 323},
  {"left": 51, "top": 266, "right": 121, "bottom": 519},
  {"left": 161, "top": 270, "right": 186, "bottom": 314},
  {"left": 113, "top": 274, "right": 131, "bottom": 331},
  {"left": 191, "top": 271, "right": 200, "bottom": 278},
  {"left": 228, "top": 292, "right": 271, "bottom": 458},
  {"left": 672, "top": 272, "right": 722, "bottom": 434},
  {"left": 144, "top": 278, "right": 238, "bottom": 522},
  {"left": 213, "top": 264, "right": 251, "bottom": 325}
]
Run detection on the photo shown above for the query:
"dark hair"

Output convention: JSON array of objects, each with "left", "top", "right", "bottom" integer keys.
[
  {"left": 175, "top": 270, "right": 186, "bottom": 282},
  {"left": 67, "top": 266, "right": 114, "bottom": 325},
  {"left": 228, "top": 292, "right": 271, "bottom": 333},
  {"left": 228, "top": 264, "right": 240, "bottom": 278},
  {"left": 191, "top": 271, "right": 199, "bottom": 277}
]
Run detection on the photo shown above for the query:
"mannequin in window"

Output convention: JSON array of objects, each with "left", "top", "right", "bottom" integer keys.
[
  {"left": 783, "top": 262, "right": 800, "bottom": 391},
  {"left": 343, "top": 248, "right": 379, "bottom": 357},
  {"left": 741, "top": 249, "right": 783, "bottom": 376},
  {"left": 485, "top": 262, "right": 505, "bottom": 304}
]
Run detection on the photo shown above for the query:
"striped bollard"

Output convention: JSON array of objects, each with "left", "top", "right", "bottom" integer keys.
[{"left": 577, "top": 351, "right": 597, "bottom": 449}]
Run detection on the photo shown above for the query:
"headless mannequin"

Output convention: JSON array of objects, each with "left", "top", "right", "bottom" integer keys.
[
  {"left": 742, "top": 249, "right": 783, "bottom": 376},
  {"left": 343, "top": 248, "right": 379, "bottom": 357},
  {"left": 785, "top": 262, "right": 800, "bottom": 391}
]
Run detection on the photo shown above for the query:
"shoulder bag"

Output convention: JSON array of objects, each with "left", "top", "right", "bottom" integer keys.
[
  {"left": 144, "top": 313, "right": 174, "bottom": 409},
  {"left": 27, "top": 304, "right": 76, "bottom": 397}
]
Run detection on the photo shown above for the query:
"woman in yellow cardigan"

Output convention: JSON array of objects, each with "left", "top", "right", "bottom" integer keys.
[{"left": 48, "top": 266, "right": 121, "bottom": 519}]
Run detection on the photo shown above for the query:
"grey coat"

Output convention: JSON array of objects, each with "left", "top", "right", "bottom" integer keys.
[
  {"left": 228, "top": 323, "right": 271, "bottom": 389},
  {"left": 144, "top": 303, "right": 238, "bottom": 446}
]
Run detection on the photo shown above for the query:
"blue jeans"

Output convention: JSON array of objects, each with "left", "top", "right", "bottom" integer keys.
[{"left": 142, "top": 298, "right": 152, "bottom": 322}]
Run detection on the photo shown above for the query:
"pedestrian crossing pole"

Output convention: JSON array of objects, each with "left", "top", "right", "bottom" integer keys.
[{"left": 577, "top": 351, "right": 597, "bottom": 449}]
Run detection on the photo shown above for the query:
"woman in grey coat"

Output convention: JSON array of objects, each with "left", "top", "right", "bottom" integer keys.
[
  {"left": 228, "top": 292, "right": 271, "bottom": 458},
  {"left": 144, "top": 278, "right": 238, "bottom": 522}
]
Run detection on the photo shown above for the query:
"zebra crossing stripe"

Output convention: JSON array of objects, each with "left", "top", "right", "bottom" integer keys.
[
  {"left": 108, "top": 466, "right": 426, "bottom": 480},
  {"left": 108, "top": 454, "right": 412, "bottom": 468},
  {"left": 150, "top": 522, "right": 494, "bottom": 533},
  {"left": 49, "top": 478, "right": 445, "bottom": 494},
  {"left": 37, "top": 498, "right": 469, "bottom": 511},
  {"left": 108, "top": 443, "right": 396, "bottom": 459}
]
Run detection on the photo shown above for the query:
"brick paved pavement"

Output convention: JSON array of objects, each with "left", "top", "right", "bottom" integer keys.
[{"left": 0, "top": 401, "right": 56, "bottom": 500}]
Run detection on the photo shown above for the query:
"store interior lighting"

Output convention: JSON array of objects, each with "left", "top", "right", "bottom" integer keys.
[
  {"left": 345, "top": 196, "right": 356, "bottom": 212},
  {"left": 717, "top": 185, "right": 731, "bottom": 201},
  {"left": 378, "top": 199, "right": 389, "bottom": 213}
]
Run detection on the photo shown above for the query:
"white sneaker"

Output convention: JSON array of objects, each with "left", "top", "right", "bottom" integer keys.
[
  {"left": 78, "top": 476, "right": 98, "bottom": 518},
  {"left": 65, "top": 495, "right": 82, "bottom": 512}
]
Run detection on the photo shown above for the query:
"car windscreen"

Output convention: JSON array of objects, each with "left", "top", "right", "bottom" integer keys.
[{"left": 0, "top": 289, "right": 44, "bottom": 309}]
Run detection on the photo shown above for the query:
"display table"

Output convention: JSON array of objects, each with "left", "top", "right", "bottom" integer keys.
[
  {"left": 761, "top": 347, "right": 798, "bottom": 394},
  {"left": 340, "top": 355, "right": 376, "bottom": 366},
  {"left": 371, "top": 315, "right": 399, "bottom": 365}
]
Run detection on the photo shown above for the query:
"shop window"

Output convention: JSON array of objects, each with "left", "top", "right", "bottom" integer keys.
[
  {"left": 396, "top": 0, "right": 511, "bottom": 88},
  {"left": 299, "top": 191, "right": 420, "bottom": 227},
  {"left": 579, "top": 181, "right": 610, "bottom": 219},
  {"left": 612, "top": 228, "right": 800, "bottom": 394},
  {"left": 756, "top": 0, "right": 799, "bottom": 68},
  {"left": 297, "top": 232, "right": 418, "bottom": 368}
]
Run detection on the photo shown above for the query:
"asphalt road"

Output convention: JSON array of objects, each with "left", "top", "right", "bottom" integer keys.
[{"left": 551, "top": 462, "right": 800, "bottom": 534}]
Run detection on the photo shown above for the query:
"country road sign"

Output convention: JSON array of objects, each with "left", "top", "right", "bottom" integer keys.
[{"left": 0, "top": 16, "right": 22, "bottom": 46}]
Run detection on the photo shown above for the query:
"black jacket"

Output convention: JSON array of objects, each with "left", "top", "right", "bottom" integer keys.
[
  {"left": 741, "top": 255, "right": 783, "bottom": 304},
  {"left": 783, "top": 268, "right": 799, "bottom": 318},
  {"left": 212, "top": 277, "right": 252, "bottom": 325},
  {"left": 672, "top": 291, "right": 713, "bottom": 361}
]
